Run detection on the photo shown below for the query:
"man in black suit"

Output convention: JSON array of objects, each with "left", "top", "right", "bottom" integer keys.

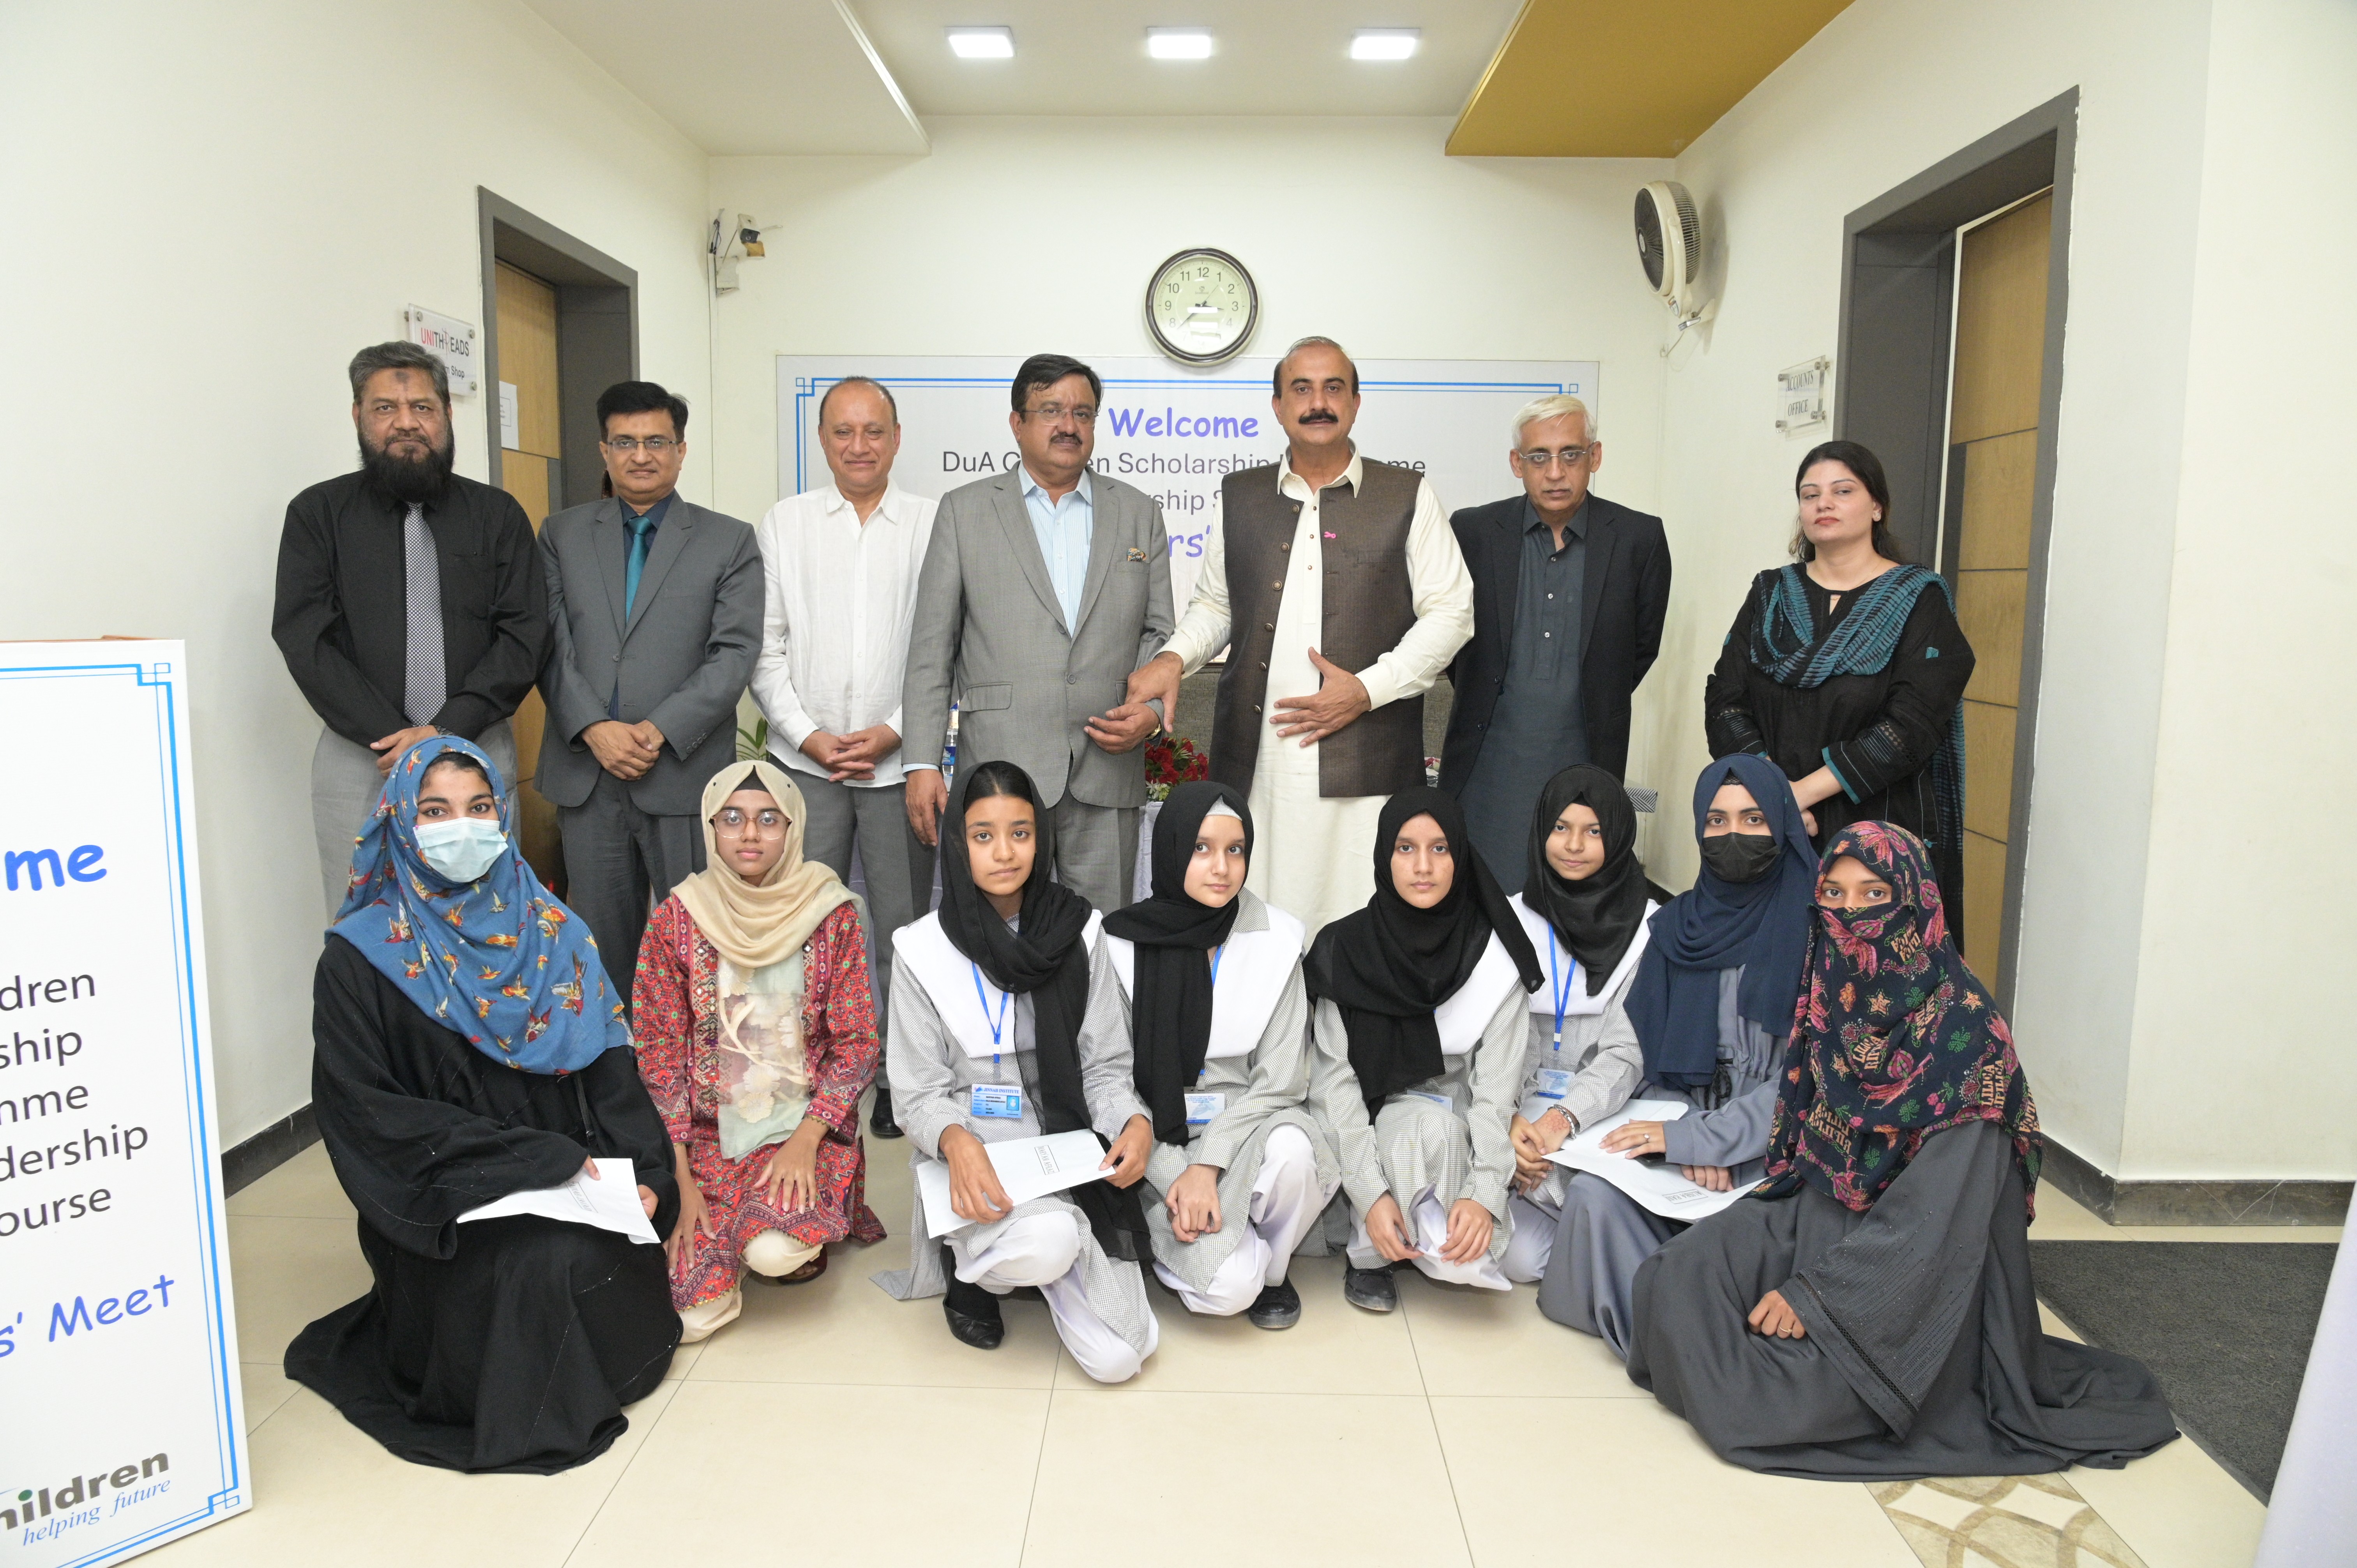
[{"left": 1439, "top": 394, "right": 1670, "bottom": 887}]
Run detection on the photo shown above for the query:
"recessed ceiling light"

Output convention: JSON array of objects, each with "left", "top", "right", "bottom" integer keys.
[
  {"left": 946, "top": 26, "right": 1014, "bottom": 59},
  {"left": 1349, "top": 28, "right": 1419, "bottom": 61},
  {"left": 1147, "top": 28, "right": 1214, "bottom": 60}
]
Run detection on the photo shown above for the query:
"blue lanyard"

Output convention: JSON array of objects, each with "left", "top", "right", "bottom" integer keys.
[
  {"left": 970, "top": 963, "right": 1011, "bottom": 1066},
  {"left": 1546, "top": 939, "right": 1579, "bottom": 1051}
]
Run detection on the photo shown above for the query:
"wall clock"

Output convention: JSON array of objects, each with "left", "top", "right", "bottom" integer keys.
[{"left": 1145, "top": 248, "right": 1258, "bottom": 365}]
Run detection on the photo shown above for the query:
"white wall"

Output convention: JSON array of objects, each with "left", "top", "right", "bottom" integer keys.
[
  {"left": 0, "top": 0, "right": 713, "bottom": 1144},
  {"left": 1657, "top": 0, "right": 2356, "bottom": 1182}
]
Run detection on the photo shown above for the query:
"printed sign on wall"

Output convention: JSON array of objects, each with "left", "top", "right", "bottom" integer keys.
[
  {"left": 0, "top": 643, "right": 247, "bottom": 1564},
  {"left": 776, "top": 356, "right": 1600, "bottom": 613}
]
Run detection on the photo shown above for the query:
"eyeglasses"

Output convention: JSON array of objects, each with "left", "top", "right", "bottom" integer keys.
[
  {"left": 1021, "top": 403, "right": 1097, "bottom": 425},
  {"left": 603, "top": 436, "right": 680, "bottom": 453},
  {"left": 712, "top": 808, "right": 787, "bottom": 838},
  {"left": 1518, "top": 445, "right": 1594, "bottom": 470}
]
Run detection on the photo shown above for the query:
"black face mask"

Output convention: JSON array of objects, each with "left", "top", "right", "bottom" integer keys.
[{"left": 1699, "top": 830, "right": 1781, "bottom": 885}]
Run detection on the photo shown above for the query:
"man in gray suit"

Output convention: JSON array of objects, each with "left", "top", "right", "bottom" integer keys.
[
  {"left": 902, "top": 354, "right": 1174, "bottom": 911},
  {"left": 537, "top": 380, "right": 763, "bottom": 999}
]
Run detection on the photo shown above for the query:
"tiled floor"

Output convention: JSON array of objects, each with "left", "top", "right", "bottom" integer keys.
[{"left": 164, "top": 1132, "right": 2323, "bottom": 1568}]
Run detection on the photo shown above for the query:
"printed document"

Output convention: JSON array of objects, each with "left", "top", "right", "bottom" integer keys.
[
  {"left": 1544, "top": 1099, "right": 1760, "bottom": 1221},
  {"left": 917, "top": 1129, "right": 1112, "bottom": 1238},
  {"left": 458, "top": 1156, "right": 662, "bottom": 1245}
]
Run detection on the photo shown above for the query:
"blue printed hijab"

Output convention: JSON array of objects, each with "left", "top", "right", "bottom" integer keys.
[
  {"left": 329, "top": 736, "right": 627, "bottom": 1075},
  {"left": 1624, "top": 753, "right": 1820, "bottom": 1090}
]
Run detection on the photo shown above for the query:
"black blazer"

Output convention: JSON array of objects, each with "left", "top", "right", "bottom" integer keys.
[{"left": 1439, "top": 492, "right": 1671, "bottom": 790}]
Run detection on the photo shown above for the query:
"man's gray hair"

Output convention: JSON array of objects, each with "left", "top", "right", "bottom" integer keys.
[
  {"left": 348, "top": 341, "right": 450, "bottom": 406},
  {"left": 1510, "top": 393, "right": 1597, "bottom": 447},
  {"left": 1273, "top": 335, "right": 1359, "bottom": 396}
]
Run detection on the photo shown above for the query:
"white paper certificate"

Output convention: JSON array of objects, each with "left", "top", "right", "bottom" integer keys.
[
  {"left": 457, "top": 1156, "right": 663, "bottom": 1245},
  {"left": 916, "top": 1129, "right": 1113, "bottom": 1238},
  {"left": 1544, "top": 1099, "right": 1760, "bottom": 1222}
]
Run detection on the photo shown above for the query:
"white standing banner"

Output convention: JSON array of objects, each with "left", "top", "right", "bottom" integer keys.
[
  {"left": 1, "top": 643, "right": 247, "bottom": 1563},
  {"left": 777, "top": 356, "right": 1601, "bottom": 612}
]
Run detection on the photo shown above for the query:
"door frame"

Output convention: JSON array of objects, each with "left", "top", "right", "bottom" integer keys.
[{"left": 1832, "top": 89, "right": 2076, "bottom": 1014}]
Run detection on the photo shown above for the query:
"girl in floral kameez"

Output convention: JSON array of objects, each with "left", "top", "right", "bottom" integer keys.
[{"left": 634, "top": 760, "right": 886, "bottom": 1342}]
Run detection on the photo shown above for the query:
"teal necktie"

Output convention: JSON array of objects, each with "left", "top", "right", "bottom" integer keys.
[{"left": 622, "top": 514, "right": 656, "bottom": 616}]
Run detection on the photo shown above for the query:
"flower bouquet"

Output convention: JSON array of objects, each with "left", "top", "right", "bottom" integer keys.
[{"left": 1143, "top": 732, "right": 1209, "bottom": 801}]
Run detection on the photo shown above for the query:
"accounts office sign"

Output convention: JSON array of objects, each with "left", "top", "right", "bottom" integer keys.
[{"left": 777, "top": 355, "right": 1600, "bottom": 612}]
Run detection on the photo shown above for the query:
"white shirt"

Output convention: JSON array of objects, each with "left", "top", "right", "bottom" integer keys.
[{"left": 751, "top": 481, "right": 938, "bottom": 788}]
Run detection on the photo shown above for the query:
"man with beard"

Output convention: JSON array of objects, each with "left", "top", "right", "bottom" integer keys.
[
  {"left": 1127, "top": 337, "right": 1475, "bottom": 935},
  {"left": 901, "top": 353, "right": 1173, "bottom": 913},
  {"left": 274, "top": 341, "right": 546, "bottom": 918}
]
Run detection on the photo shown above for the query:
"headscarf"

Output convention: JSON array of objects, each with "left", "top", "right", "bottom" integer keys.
[
  {"left": 1102, "top": 782, "right": 1251, "bottom": 1145},
  {"left": 1305, "top": 787, "right": 1543, "bottom": 1115},
  {"left": 1760, "top": 822, "right": 2040, "bottom": 1216},
  {"left": 1624, "top": 753, "right": 1819, "bottom": 1090},
  {"left": 1523, "top": 765, "right": 1652, "bottom": 996},
  {"left": 672, "top": 761, "right": 855, "bottom": 970},
  {"left": 330, "top": 735, "right": 625, "bottom": 1075},
  {"left": 937, "top": 763, "right": 1149, "bottom": 1261}
]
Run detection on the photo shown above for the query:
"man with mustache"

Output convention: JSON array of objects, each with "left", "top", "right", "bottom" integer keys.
[
  {"left": 274, "top": 341, "right": 546, "bottom": 918},
  {"left": 902, "top": 354, "right": 1174, "bottom": 912},
  {"left": 1129, "top": 337, "right": 1475, "bottom": 934}
]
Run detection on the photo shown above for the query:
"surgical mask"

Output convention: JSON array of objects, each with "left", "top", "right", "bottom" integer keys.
[
  {"left": 415, "top": 818, "right": 507, "bottom": 883},
  {"left": 1698, "top": 830, "right": 1781, "bottom": 885}
]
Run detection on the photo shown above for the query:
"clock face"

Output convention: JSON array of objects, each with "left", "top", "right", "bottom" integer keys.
[{"left": 1146, "top": 249, "right": 1258, "bottom": 365}]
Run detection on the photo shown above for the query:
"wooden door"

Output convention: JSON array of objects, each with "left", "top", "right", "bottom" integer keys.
[
  {"left": 1945, "top": 191, "right": 2050, "bottom": 989},
  {"left": 493, "top": 261, "right": 566, "bottom": 889}
]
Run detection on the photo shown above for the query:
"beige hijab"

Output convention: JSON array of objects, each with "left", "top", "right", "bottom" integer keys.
[{"left": 672, "top": 759, "right": 855, "bottom": 969}]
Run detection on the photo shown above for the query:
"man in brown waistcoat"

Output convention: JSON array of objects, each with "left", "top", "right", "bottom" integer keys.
[{"left": 1128, "top": 337, "right": 1474, "bottom": 934}]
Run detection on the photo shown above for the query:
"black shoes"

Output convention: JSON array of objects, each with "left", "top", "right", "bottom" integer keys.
[
  {"left": 1246, "top": 1278, "right": 1302, "bottom": 1330},
  {"left": 942, "top": 1259, "right": 1004, "bottom": 1350},
  {"left": 1343, "top": 1264, "right": 1399, "bottom": 1314},
  {"left": 869, "top": 1083, "right": 904, "bottom": 1140}
]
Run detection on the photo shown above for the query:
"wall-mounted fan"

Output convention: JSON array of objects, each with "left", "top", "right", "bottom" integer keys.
[{"left": 1634, "top": 181, "right": 1708, "bottom": 330}]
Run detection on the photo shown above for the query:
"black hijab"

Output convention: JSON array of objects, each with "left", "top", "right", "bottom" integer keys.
[
  {"left": 937, "top": 762, "right": 1148, "bottom": 1261},
  {"left": 1623, "top": 753, "right": 1819, "bottom": 1091},
  {"left": 1306, "top": 787, "right": 1543, "bottom": 1114},
  {"left": 1102, "top": 782, "right": 1251, "bottom": 1146},
  {"left": 1522, "top": 765, "right": 1652, "bottom": 996}
]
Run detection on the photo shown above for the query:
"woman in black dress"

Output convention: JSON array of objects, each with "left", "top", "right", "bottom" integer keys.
[{"left": 1704, "top": 440, "right": 1974, "bottom": 924}]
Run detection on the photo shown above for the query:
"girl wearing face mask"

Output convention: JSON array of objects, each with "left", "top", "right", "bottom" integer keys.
[
  {"left": 631, "top": 763, "right": 885, "bottom": 1344},
  {"left": 1304, "top": 788, "right": 1545, "bottom": 1314},
  {"left": 1627, "top": 822, "right": 2177, "bottom": 1478},
  {"left": 1094, "top": 783, "right": 1339, "bottom": 1330},
  {"left": 871, "top": 761, "right": 1161, "bottom": 1384},
  {"left": 289, "top": 738, "right": 679, "bottom": 1474},
  {"left": 1495, "top": 766, "right": 1656, "bottom": 1296},
  {"left": 1536, "top": 753, "right": 1820, "bottom": 1358}
]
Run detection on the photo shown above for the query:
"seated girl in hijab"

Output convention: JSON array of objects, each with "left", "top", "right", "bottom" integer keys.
[
  {"left": 1497, "top": 766, "right": 1656, "bottom": 1292},
  {"left": 872, "top": 761, "right": 1161, "bottom": 1383},
  {"left": 1628, "top": 823, "right": 2179, "bottom": 1478},
  {"left": 1540, "top": 752, "right": 1818, "bottom": 1356},
  {"left": 1095, "top": 783, "right": 1339, "bottom": 1331},
  {"left": 288, "top": 738, "right": 678, "bottom": 1474},
  {"left": 1305, "top": 787, "right": 1543, "bottom": 1313},
  {"left": 633, "top": 761, "right": 886, "bottom": 1344}
]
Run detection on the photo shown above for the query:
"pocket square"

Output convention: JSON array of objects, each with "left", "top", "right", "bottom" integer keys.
[{"left": 1126, "top": 547, "right": 1147, "bottom": 563}]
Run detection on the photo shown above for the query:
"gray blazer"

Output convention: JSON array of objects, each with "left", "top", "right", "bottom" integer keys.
[
  {"left": 902, "top": 468, "right": 1173, "bottom": 809},
  {"left": 535, "top": 495, "right": 763, "bottom": 816}
]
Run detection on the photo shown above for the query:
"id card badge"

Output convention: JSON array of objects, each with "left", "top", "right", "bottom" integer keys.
[
  {"left": 1404, "top": 1089, "right": 1455, "bottom": 1111},
  {"left": 1184, "top": 1091, "right": 1227, "bottom": 1126},
  {"left": 1533, "top": 1068, "right": 1575, "bottom": 1102},
  {"left": 970, "top": 1084, "right": 1025, "bottom": 1119}
]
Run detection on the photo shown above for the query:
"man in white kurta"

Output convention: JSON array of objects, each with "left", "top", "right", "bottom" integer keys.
[{"left": 1134, "top": 338, "right": 1474, "bottom": 935}]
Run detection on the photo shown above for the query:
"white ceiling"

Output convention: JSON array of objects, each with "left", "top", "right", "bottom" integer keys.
[{"left": 522, "top": 0, "right": 1522, "bottom": 154}]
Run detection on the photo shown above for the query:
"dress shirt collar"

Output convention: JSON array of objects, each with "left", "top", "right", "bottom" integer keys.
[
  {"left": 1019, "top": 466, "right": 1092, "bottom": 509},
  {"left": 619, "top": 491, "right": 675, "bottom": 528},
  {"left": 820, "top": 480, "right": 915, "bottom": 524},
  {"left": 1523, "top": 495, "right": 1589, "bottom": 543},
  {"left": 1278, "top": 444, "right": 1364, "bottom": 500}
]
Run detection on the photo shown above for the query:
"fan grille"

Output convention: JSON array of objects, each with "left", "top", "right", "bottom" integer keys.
[{"left": 1670, "top": 184, "right": 1701, "bottom": 284}]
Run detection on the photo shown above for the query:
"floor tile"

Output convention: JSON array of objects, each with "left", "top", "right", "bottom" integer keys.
[
  {"left": 1023, "top": 1389, "right": 1473, "bottom": 1568},
  {"left": 566, "top": 1381, "right": 1047, "bottom": 1568},
  {"left": 1076, "top": 1255, "right": 1425, "bottom": 1395},
  {"left": 1399, "top": 1267, "right": 1649, "bottom": 1398},
  {"left": 2067, "top": 1436, "right": 2268, "bottom": 1568},
  {"left": 239, "top": 1361, "right": 300, "bottom": 1433},
  {"left": 1429, "top": 1395, "right": 1918, "bottom": 1567},
  {"left": 227, "top": 1143, "right": 355, "bottom": 1219},
  {"left": 226, "top": 1215, "right": 371, "bottom": 1364},
  {"left": 143, "top": 1380, "right": 676, "bottom": 1567}
]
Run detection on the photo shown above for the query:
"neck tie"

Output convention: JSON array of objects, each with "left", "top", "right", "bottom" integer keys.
[
  {"left": 623, "top": 513, "right": 656, "bottom": 618},
  {"left": 401, "top": 503, "right": 445, "bottom": 727}
]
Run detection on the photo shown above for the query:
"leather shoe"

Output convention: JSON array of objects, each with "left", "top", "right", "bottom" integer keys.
[
  {"left": 1343, "top": 1264, "right": 1398, "bottom": 1314},
  {"left": 869, "top": 1084, "right": 904, "bottom": 1141},
  {"left": 942, "top": 1266, "right": 1004, "bottom": 1350},
  {"left": 1246, "top": 1279, "right": 1301, "bottom": 1330}
]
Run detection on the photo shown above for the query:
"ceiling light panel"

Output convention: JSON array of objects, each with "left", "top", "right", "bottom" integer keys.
[
  {"left": 1146, "top": 28, "right": 1214, "bottom": 60},
  {"left": 1350, "top": 28, "right": 1419, "bottom": 61},
  {"left": 946, "top": 26, "right": 1014, "bottom": 59}
]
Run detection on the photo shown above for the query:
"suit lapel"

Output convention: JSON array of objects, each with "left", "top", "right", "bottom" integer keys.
[
  {"left": 1495, "top": 503, "right": 1524, "bottom": 653},
  {"left": 1071, "top": 475, "right": 1122, "bottom": 639},
  {"left": 623, "top": 499, "right": 694, "bottom": 643},
  {"left": 995, "top": 473, "right": 1068, "bottom": 636},
  {"left": 1580, "top": 501, "right": 1613, "bottom": 660},
  {"left": 594, "top": 498, "right": 630, "bottom": 639}
]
